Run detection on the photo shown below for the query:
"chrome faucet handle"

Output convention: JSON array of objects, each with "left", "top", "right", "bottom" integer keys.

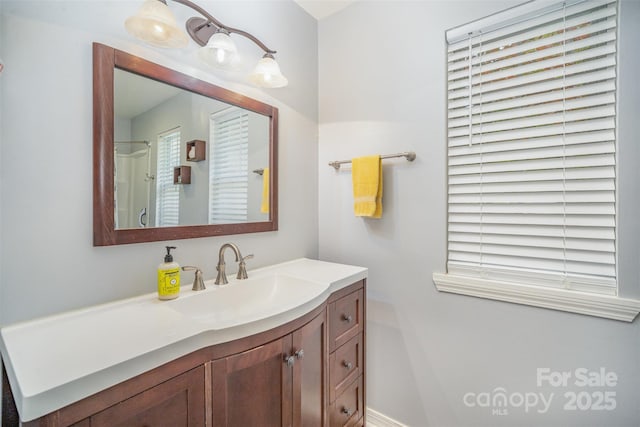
[
  {"left": 237, "top": 254, "right": 254, "bottom": 280},
  {"left": 182, "top": 266, "right": 206, "bottom": 291}
]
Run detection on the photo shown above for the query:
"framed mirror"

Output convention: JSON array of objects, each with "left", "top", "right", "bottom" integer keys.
[{"left": 93, "top": 43, "right": 278, "bottom": 246}]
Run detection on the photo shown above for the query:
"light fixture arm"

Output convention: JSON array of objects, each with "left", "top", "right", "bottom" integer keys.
[
  {"left": 169, "top": 0, "right": 277, "bottom": 54},
  {"left": 126, "top": 0, "right": 288, "bottom": 87}
]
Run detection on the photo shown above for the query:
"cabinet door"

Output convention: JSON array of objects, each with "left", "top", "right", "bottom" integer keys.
[
  {"left": 293, "top": 311, "right": 328, "bottom": 427},
  {"left": 211, "top": 336, "right": 293, "bottom": 426},
  {"left": 90, "top": 365, "right": 205, "bottom": 427}
]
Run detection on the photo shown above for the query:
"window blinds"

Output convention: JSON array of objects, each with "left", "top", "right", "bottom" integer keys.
[
  {"left": 446, "top": 0, "right": 618, "bottom": 295},
  {"left": 155, "top": 128, "right": 181, "bottom": 227},
  {"left": 209, "top": 108, "right": 249, "bottom": 224}
]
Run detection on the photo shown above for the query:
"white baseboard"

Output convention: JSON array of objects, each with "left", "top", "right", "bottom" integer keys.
[{"left": 366, "top": 407, "right": 407, "bottom": 427}]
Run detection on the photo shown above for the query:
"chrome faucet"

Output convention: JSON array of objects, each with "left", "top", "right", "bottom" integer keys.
[{"left": 215, "top": 243, "right": 253, "bottom": 285}]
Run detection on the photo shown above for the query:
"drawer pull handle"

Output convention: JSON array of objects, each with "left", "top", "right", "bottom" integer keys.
[
  {"left": 295, "top": 349, "right": 305, "bottom": 360},
  {"left": 341, "top": 314, "right": 353, "bottom": 323},
  {"left": 341, "top": 407, "right": 353, "bottom": 417},
  {"left": 284, "top": 354, "right": 295, "bottom": 367},
  {"left": 342, "top": 360, "right": 353, "bottom": 370}
]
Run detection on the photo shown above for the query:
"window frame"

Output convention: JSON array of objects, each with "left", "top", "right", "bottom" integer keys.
[{"left": 433, "top": 0, "right": 640, "bottom": 321}]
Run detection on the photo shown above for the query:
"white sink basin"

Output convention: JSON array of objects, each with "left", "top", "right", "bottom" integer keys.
[
  {"left": 0, "top": 258, "right": 368, "bottom": 423},
  {"left": 166, "top": 273, "right": 327, "bottom": 327}
]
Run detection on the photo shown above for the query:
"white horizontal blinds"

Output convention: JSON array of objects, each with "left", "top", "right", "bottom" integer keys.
[
  {"left": 446, "top": 0, "right": 618, "bottom": 295},
  {"left": 209, "top": 108, "right": 249, "bottom": 224},
  {"left": 155, "top": 128, "right": 181, "bottom": 227}
]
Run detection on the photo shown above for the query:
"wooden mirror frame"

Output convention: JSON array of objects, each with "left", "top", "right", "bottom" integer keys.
[{"left": 93, "top": 43, "right": 278, "bottom": 246}]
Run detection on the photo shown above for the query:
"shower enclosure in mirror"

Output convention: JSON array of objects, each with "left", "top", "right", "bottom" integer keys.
[
  {"left": 114, "top": 139, "right": 152, "bottom": 228},
  {"left": 93, "top": 43, "right": 278, "bottom": 246}
]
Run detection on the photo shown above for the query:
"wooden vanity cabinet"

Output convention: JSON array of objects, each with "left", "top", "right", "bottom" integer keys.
[
  {"left": 87, "top": 365, "right": 205, "bottom": 427},
  {"left": 293, "top": 309, "right": 328, "bottom": 426},
  {"left": 211, "top": 335, "right": 293, "bottom": 426},
  {"left": 327, "top": 284, "right": 365, "bottom": 427},
  {"left": 15, "top": 280, "right": 365, "bottom": 427},
  {"left": 211, "top": 310, "right": 327, "bottom": 426}
]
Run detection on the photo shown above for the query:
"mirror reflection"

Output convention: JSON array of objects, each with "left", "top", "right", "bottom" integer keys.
[{"left": 113, "top": 69, "right": 270, "bottom": 230}]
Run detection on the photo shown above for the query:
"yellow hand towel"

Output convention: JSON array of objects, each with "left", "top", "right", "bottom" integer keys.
[
  {"left": 260, "top": 167, "right": 270, "bottom": 214},
  {"left": 352, "top": 155, "right": 383, "bottom": 218}
]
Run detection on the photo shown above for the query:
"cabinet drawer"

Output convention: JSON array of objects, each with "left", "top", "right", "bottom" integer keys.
[
  {"left": 330, "top": 333, "right": 363, "bottom": 401},
  {"left": 329, "top": 375, "right": 363, "bottom": 427},
  {"left": 329, "top": 289, "right": 363, "bottom": 352}
]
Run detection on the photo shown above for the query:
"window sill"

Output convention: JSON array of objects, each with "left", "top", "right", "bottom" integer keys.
[{"left": 432, "top": 273, "right": 640, "bottom": 322}]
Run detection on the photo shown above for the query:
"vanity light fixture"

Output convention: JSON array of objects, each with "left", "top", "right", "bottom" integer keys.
[
  {"left": 125, "top": 0, "right": 288, "bottom": 88},
  {"left": 250, "top": 54, "right": 288, "bottom": 88},
  {"left": 124, "top": 0, "right": 188, "bottom": 48},
  {"left": 198, "top": 28, "right": 237, "bottom": 67}
]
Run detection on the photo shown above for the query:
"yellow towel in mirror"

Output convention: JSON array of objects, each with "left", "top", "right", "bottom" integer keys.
[
  {"left": 261, "top": 167, "right": 270, "bottom": 214},
  {"left": 352, "top": 155, "right": 382, "bottom": 218}
]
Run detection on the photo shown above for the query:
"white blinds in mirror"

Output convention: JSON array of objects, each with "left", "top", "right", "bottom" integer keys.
[
  {"left": 446, "top": 0, "right": 618, "bottom": 295},
  {"left": 209, "top": 108, "right": 249, "bottom": 224},
  {"left": 155, "top": 128, "right": 181, "bottom": 227}
]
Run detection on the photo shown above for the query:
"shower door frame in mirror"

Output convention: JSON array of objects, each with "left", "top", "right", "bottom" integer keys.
[{"left": 93, "top": 43, "right": 278, "bottom": 246}]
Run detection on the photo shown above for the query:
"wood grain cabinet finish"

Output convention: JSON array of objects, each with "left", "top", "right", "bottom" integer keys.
[
  {"left": 211, "top": 311, "right": 327, "bottom": 427},
  {"left": 327, "top": 283, "right": 365, "bottom": 426},
  {"left": 88, "top": 366, "right": 205, "bottom": 427},
  {"left": 292, "top": 310, "right": 328, "bottom": 427},
  {"left": 328, "top": 288, "right": 364, "bottom": 353},
  {"left": 329, "top": 333, "right": 363, "bottom": 402},
  {"left": 14, "top": 281, "right": 365, "bottom": 427},
  {"left": 329, "top": 376, "right": 363, "bottom": 427},
  {"left": 211, "top": 336, "right": 293, "bottom": 426}
]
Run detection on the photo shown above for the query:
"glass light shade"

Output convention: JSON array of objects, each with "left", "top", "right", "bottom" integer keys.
[
  {"left": 198, "top": 30, "right": 237, "bottom": 67},
  {"left": 249, "top": 55, "right": 288, "bottom": 88},
  {"left": 125, "top": 0, "right": 188, "bottom": 48}
]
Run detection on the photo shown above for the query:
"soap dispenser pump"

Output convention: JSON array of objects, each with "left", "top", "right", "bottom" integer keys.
[{"left": 158, "top": 246, "right": 180, "bottom": 300}]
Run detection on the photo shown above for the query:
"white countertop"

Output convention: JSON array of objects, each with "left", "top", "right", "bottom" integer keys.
[{"left": 0, "top": 258, "right": 367, "bottom": 422}]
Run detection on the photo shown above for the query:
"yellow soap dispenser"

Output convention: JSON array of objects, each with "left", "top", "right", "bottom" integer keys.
[{"left": 158, "top": 246, "right": 180, "bottom": 300}]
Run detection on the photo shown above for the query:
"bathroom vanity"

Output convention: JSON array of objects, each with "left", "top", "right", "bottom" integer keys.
[{"left": 1, "top": 259, "right": 366, "bottom": 427}]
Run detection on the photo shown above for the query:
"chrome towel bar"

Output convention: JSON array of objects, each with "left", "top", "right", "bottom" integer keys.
[{"left": 328, "top": 151, "right": 416, "bottom": 170}]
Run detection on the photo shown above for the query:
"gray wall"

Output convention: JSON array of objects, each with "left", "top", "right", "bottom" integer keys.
[
  {"left": 247, "top": 113, "right": 270, "bottom": 222},
  {"left": 318, "top": 1, "right": 640, "bottom": 426},
  {"left": 0, "top": 0, "right": 318, "bottom": 324},
  {"left": 2, "top": 0, "right": 639, "bottom": 425},
  {"left": 129, "top": 91, "right": 227, "bottom": 226}
]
